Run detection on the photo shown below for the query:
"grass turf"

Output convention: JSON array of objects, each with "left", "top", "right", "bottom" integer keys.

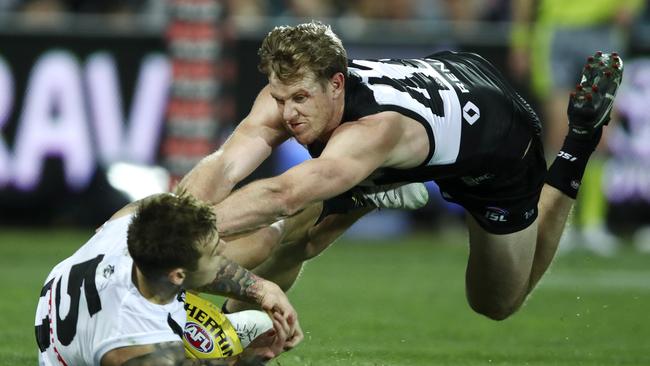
[{"left": 2, "top": 228, "right": 649, "bottom": 365}]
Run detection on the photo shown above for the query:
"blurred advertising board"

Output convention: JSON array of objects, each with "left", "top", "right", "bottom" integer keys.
[{"left": 0, "top": 31, "right": 169, "bottom": 225}]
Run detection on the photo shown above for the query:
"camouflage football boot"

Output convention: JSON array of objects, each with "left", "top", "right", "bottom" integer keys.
[{"left": 567, "top": 51, "right": 624, "bottom": 139}]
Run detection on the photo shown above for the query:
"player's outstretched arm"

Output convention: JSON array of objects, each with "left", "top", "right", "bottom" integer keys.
[
  {"left": 105, "top": 301, "right": 292, "bottom": 366},
  {"left": 112, "top": 341, "right": 262, "bottom": 366},
  {"left": 116, "top": 342, "right": 231, "bottom": 365},
  {"left": 213, "top": 114, "right": 406, "bottom": 237},
  {"left": 177, "top": 85, "right": 288, "bottom": 205}
]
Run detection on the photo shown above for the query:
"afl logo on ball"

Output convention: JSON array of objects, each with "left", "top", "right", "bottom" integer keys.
[{"left": 184, "top": 322, "right": 214, "bottom": 353}]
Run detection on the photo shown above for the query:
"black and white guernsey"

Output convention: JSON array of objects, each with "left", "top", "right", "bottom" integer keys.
[{"left": 308, "top": 51, "right": 541, "bottom": 185}]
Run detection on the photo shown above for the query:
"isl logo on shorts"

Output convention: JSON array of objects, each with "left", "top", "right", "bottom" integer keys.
[
  {"left": 485, "top": 207, "right": 509, "bottom": 222},
  {"left": 184, "top": 321, "right": 214, "bottom": 354}
]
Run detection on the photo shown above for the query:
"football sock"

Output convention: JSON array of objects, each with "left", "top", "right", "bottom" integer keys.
[
  {"left": 546, "top": 128, "right": 602, "bottom": 199},
  {"left": 315, "top": 192, "right": 358, "bottom": 224},
  {"left": 221, "top": 300, "right": 232, "bottom": 314}
]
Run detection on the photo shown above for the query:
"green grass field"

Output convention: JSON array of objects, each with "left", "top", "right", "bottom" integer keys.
[{"left": 2, "top": 227, "right": 649, "bottom": 366}]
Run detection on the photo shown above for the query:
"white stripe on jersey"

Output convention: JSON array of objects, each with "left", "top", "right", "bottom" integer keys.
[{"left": 349, "top": 59, "right": 463, "bottom": 165}]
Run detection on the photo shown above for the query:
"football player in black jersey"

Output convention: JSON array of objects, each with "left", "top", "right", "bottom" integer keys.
[{"left": 181, "top": 21, "right": 623, "bottom": 322}]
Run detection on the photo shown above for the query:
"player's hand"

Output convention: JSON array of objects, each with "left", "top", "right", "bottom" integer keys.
[
  {"left": 237, "top": 313, "right": 289, "bottom": 364},
  {"left": 256, "top": 281, "right": 304, "bottom": 349}
]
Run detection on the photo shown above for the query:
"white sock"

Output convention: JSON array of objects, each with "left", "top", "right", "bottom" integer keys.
[{"left": 225, "top": 310, "right": 273, "bottom": 348}]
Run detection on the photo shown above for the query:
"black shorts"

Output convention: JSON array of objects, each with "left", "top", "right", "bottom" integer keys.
[
  {"left": 348, "top": 50, "right": 547, "bottom": 234},
  {"left": 431, "top": 51, "right": 547, "bottom": 235},
  {"left": 436, "top": 135, "right": 547, "bottom": 235}
]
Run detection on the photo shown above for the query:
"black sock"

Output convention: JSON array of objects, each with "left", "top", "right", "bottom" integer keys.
[
  {"left": 315, "top": 191, "right": 358, "bottom": 225},
  {"left": 221, "top": 300, "right": 232, "bottom": 314},
  {"left": 546, "top": 129, "right": 601, "bottom": 199}
]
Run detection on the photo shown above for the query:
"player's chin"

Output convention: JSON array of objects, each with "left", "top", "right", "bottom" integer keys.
[{"left": 293, "top": 133, "right": 315, "bottom": 146}]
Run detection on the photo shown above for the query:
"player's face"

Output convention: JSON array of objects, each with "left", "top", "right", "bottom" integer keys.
[
  {"left": 183, "top": 233, "right": 223, "bottom": 289},
  {"left": 269, "top": 71, "right": 342, "bottom": 145}
]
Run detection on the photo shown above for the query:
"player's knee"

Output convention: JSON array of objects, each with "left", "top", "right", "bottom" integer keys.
[
  {"left": 274, "top": 230, "right": 335, "bottom": 264},
  {"left": 469, "top": 302, "right": 518, "bottom": 321},
  {"left": 281, "top": 238, "right": 332, "bottom": 261},
  {"left": 468, "top": 297, "right": 523, "bottom": 321},
  {"left": 303, "top": 235, "right": 339, "bottom": 260},
  {"left": 281, "top": 241, "right": 322, "bottom": 261}
]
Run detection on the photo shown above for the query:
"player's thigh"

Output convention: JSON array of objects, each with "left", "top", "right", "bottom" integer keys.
[
  {"left": 303, "top": 208, "right": 371, "bottom": 258},
  {"left": 465, "top": 213, "right": 538, "bottom": 301},
  {"left": 220, "top": 228, "right": 281, "bottom": 269},
  {"left": 255, "top": 207, "right": 373, "bottom": 270},
  {"left": 220, "top": 203, "right": 323, "bottom": 269},
  {"left": 249, "top": 209, "right": 372, "bottom": 287}
]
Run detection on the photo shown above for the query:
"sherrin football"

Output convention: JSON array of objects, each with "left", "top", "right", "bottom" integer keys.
[{"left": 183, "top": 292, "right": 244, "bottom": 359}]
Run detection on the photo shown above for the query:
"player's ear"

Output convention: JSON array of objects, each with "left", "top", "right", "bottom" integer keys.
[
  {"left": 168, "top": 268, "right": 186, "bottom": 286},
  {"left": 330, "top": 72, "right": 345, "bottom": 97}
]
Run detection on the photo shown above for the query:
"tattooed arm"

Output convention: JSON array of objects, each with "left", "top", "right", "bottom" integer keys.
[
  {"left": 123, "top": 342, "right": 234, "bottom": 366},
  {"left": 102, "top": 341, "right": 272, "bottom": 366},
  {"left": 194, "top": 255, "right": 266, "bottom": 303},
  {"left": 193, "top": 254, "right": 303, "bottom": 350},
  {"left": 103, "top": 313, "right": 290, "bottom": 366}
]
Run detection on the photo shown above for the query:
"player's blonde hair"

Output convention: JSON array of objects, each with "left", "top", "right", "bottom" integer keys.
[{"left": 258, "top": 21, "right": 348, "bottom": 85}]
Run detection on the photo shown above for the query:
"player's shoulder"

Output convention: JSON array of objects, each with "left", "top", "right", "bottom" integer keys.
[
  {"left": 336, "top": 111, "right": 396, "bottom": 132},
  {"left": 356, "top": 111, "right": 411, "bottom": 129},
  {"left": 328, "top": 112, "right": 407, "bottom": 152}
]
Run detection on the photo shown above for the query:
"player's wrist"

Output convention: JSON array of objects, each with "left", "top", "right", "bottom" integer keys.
[
  {"left": 244, "top": 275, "right": 275, "bottom": 306},
  {"left": 256, "top": 279, "right": 280, "bottom": 306}
]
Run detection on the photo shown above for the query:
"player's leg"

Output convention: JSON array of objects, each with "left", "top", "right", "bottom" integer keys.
[
  {"left": 218, "top": 202, "right": 322, "bottom": 270},
  {"left": 466, "top": 52, "right": 623, "bottom": 320},
  {"left": 220, "top": 182, "right": 428, "bottom": 271},
  {"left": 528, "top": 184, "right": 574, "bottom": 287},
  {"left": 464, "top": 214, "right": 537, "bottom": 320},
  {"left": 249, "top": 182, "right": 429, "bottom": 291},
  {"left": 223, "top": 208, "right": 372, "bottom": 313},
  {"left": 532, "top": 51, "right": 623, "bottom": 282},
  {"left": 465, "top": 182, "right": 573, "bottom": 321},
  {"left": 251, "top": 208, "right": 373, "bottom": 291},
  {"left": 219, "top": 225, "right": 285, "bottom": 270},
  {"left": 465, "top": 183, "right": 575, "bottom": 321},
  {"left": 222, "top": 183, "right": 429, "bottom": 312}
]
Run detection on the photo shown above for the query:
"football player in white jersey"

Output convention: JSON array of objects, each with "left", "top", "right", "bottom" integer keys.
[
  {"left": 35, "top": 192, "right": 302, "bottom": 365},
  {"left": 181, "top": 20, "right": 623, "bottom": 324}
]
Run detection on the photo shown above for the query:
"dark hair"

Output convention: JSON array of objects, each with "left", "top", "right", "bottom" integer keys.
[
  {"left": 127, "top": 192, "right": 216, "bottom": 280},
  {"left": 258, "top": 21, "right": 348, "bottom": 85}
]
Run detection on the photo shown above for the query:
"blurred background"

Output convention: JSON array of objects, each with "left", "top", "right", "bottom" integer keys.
[{"left": 1, "top": 0, "right": 650, "bottom": 255}]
